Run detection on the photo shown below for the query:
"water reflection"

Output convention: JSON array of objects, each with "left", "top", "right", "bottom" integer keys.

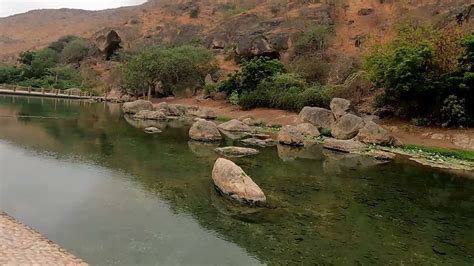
[{"left": 1, "top": 95, "right": 474, "bottom": 265}]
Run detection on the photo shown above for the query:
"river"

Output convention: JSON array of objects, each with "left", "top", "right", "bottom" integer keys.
[{"left": 0, "top": 95, "right": 473, "bottom": 265}]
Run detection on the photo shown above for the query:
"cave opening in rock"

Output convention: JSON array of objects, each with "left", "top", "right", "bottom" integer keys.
[{"left": 104, "top": 30, "right": 122, "bottom": 60}]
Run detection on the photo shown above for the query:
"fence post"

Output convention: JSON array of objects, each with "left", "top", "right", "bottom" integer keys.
[
  {"left": 13, "top": 85, "right": 16, "bottom": 92},
  {"left": 28, "top": 86, "right": 31, "bottom": 93},
  {"left": 56, "top": 89, "right": 59, "bottom": 95}
]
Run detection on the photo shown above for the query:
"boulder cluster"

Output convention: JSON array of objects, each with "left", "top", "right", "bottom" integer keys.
[
  {"left": 122, "top": 100, "right": 217, "bottom": 122},
  {"left": 277, "top": 98, "right": 398, "bottom": 151}
]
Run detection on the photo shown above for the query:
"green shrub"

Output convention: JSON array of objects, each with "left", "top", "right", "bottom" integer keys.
[
  {"left": 61, "top": 38, "right": 88, "bottom": 64},
  {"left": 364, "top": 22, "right": 473, "bottom": 126},
  {"left": 294, "top": 25, "right": 333, "bottom": 55},
  {"left": 238, "top": 73, "right": 332, "bottom": 111},
  {"left": 48, "top": 35, "right": 79, "bottom": 53},
  {"left": 190, "top": 5, "right": 200, "bottom": 18},
  {"left": 320, "top": 128, "right": 332, "bottom": 137},
  {"left": 216, "top": 57, "right": 286, "bottom": 95},
  {"left": 229, "top": 91, "right": 240, "bottom": 105},
  {"left": 440, "top": 95, "right": 468, "bottom": 127}
]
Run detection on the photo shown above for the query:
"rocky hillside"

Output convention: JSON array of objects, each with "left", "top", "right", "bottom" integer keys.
[{"left": 1, "top": 0, "right": 472, "bottom": 63}]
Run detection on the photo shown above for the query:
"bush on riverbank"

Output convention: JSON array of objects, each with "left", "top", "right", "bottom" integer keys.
[
  {"left": 364, "top": 21, "right": 473, "bottom": 127},
  {"left": 216, "top": 57, "right": 332, "bottom": 111},
  {"left": 0, "top": 35, "right": 97, "bottom": 91}
]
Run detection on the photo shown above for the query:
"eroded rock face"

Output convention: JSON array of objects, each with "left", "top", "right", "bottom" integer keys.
[
  {"left": 296, "top": 123, "right": 320, "bottom": 138},
  {"left": 357, "top": 121, "right": 395, "bottom": 146},
  {"left": 122, "top": 100, "right": 153, "bottom": 114},
  {"left": 330, "top": 98, "right": 352, "bottom": 119},
  {"left": 212, "top": 158, "right": 266, "bottom": 206},
  {"left": 323, "top": 138, "right": 366, "bottom": 153},
  {"left": 331, "top": 114, "right": 365, "bottom": 140},
  {"left": 218, "top": 119, "right": 252, "bottom": 132},
  {"left": 298, "top": 107, "right": 334, "bottom": 129},
  {"left": 133, "top": 110, "right": 166, "bottom": 120},
  {"left": 215, "top": 146, "right": 259, "bottom": 158},
  {"left": 189, "top": 120, "right": 222, "bottom": 142},
  {"left": 278, "top": 125, "right": 304, "bottom": 146}
]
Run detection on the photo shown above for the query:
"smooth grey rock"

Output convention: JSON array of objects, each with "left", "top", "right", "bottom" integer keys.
[
  {"left": 298, "top": 107, "right": 334, "bottom": 129},
  {"left": 218, "top": 119, "right": 252, "bottom": 132},
  {"left": 122, "top": 100, "right": 153, "bottom": 114},
  {"left": 189, "top": 120, "right": 222, "bottom": 142},
  {"left": 212, "top": 158, "right": 266, "bottom": 206},
  {"left": 323, "top": 138, "right": 366, "bottom": 153},
  {"left": 357, "top": 121, "right": 395, "bottom": 146},
  {"left": 330, "top": 98, "right": 352, "bottom": 119},
  {"left": 278, "top": 125, "right": 304, "bottom": 146}
]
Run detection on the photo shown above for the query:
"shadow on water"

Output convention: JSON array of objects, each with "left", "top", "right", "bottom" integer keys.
[{"left": 1, "top": 95, "right": 474, "bottom": 265}]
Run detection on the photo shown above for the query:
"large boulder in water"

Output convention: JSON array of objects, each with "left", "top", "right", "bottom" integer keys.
[
  {"left": 212, "top": 158, "right": 266, "bottom": 206},
  {"left": 330, "top": 98, "right": 352, "bottom": 119},
  {"left": 331, "top": 114, "right": 365, "bottom": 140},
  {"left": 278, "top": 125, "right": 304, "bottom": 146},
  {"left": 356, "top": 121, "right": 396, "bottom": 146},
  {"left": 298, "top": 107, "right": 334, "bottom": 129},
  {"left": 323, "top": 138, "right": 366, "bottom": 153},
  {"left": 122, "top": 100, "right": 153, "bottom": 114},
  {"left": 189, "top": 120, "right": 222, "bottom": 142},
  {"left": 218, "top": 119, "right": 252, "bottom": 132}
]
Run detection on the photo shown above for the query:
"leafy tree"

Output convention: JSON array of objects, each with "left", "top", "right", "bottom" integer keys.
[
  {"left": 22, "top": 48, "right": 59, "bottom": 79},
  {"left": 0, "top": 65, "right": 22, "bottom": 83},
  {"left": 18, "top": 51, "right": 35, "bottom": 65},
  {"left": 122, "top": 45, "right": 217, "bottom": 97}
]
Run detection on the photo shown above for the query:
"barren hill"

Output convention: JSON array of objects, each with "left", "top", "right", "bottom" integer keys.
[{"left": 1, "top": 0, "right": 472, "bottom": 63}]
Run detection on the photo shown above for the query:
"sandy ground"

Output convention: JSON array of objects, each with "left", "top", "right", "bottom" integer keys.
[{"left": 153, "top": 97, "right": 474, "bottom": 151}]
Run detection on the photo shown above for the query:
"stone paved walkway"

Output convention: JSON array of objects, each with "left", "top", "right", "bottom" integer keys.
[{"left": 0, "top": 212, "right": 87, "bottom": 265}]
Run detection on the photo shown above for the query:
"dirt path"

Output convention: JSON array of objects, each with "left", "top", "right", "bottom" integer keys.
[
  {"left": 0, "top": 212, "right": 87, "bottom": 265},
  {"left": 153, "top": 97, "right": 474, "bottom": 151}
]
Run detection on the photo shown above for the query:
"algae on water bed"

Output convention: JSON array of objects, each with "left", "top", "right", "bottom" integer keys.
[{"left": 1, "top": 95, "right": 474, "bottom": 265}]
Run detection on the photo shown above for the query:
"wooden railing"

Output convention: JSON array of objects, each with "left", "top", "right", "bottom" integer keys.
[{"left": 0, "top": 84, "right": 98, "bottom": 99}]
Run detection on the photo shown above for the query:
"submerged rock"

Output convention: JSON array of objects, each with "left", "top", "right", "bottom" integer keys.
[
  {"left": 212, "top": 158, "right": 266, "bottom": 206},
  {"left": 330, "top": 98, "right": 352, "bottom": 119},
  {"left": 331, "top": 114, "right": 365, "bottom": 140},
  {"left": 215, "top": 146, "right": 259, "bottom": 157},
  {"left": 189, "top": 120, "right": 222, "bottom": 142},
  {"left": 188, "top": 141, "right": 220, "bottom": 158},
  {"left": 241, "top": 137, "right": 277, "bottom": 147},
  {"left": 144, "top": 127, "right": 162, "bottom": 134},
  {"left": 366, "top": 150, "right": 396, "bottom": 161},
  {"left": 218, "top": 119, "right": 253, "bottom": 132},
  {"left": 133, "top": 110, "right": 166, "bottom": 120},
  {"left": 323, "top": 138, "right": 366, "bottom": 153},
  {"left": 122, "top": 100, "right": 153, "bottom": 114},
  {"left": 298, "top": 107, "right": 334, "bottom": 129},
  {"left": 278, "top": 125, "right": 304, "bottom": 146}
]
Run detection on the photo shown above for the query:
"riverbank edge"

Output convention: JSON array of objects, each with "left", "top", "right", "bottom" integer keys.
[{"left": 0, "top": 211, "right": 88, "bottom": 265}]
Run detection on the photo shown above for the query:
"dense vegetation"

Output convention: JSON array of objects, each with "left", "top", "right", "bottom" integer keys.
[
  {"left": 121, "top": 45, "right": 217, "bottom": 97},
  {"left": 216, "top": 57, "right": 332, "bottom": 111},
  {"left": 364, "top": 22, "right": 473, "bottom": 127},
  {"left": 0, "top": 36, "right": 100, "bottom": 92}
]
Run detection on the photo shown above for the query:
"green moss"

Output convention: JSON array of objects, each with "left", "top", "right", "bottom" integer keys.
[
  {"left": 400, "top": 144, "right": 474, "bottom": 162},
  {"left": 216, "top": 116, "right": 232, "bottom": 122}
]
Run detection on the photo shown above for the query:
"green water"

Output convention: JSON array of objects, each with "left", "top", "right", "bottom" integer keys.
[{"left": 0, "top": 95, "right": 473, "bottom": 265}]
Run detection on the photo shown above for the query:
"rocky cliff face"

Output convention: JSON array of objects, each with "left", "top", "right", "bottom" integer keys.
[{"left": 0, "top": 0, "right": 472, "bottom": 62}]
